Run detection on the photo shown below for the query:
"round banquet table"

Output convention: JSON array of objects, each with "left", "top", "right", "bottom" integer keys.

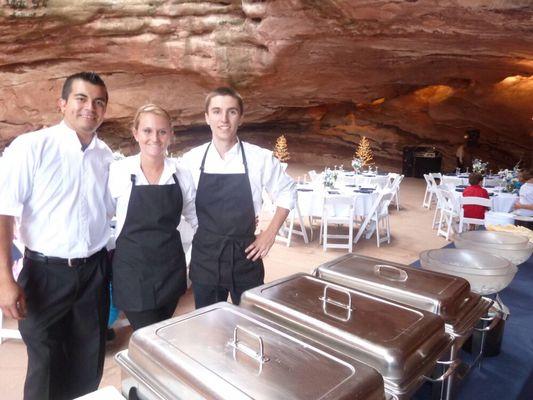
[
  {"left": 453, "top": 190, "right": 518, "bottom": 213},
  {"left": 296, "top": 183, "right": 379, "bottom": 218}
]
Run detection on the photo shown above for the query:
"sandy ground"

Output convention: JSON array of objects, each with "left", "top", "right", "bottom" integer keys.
[{"left": 0, "top": 163, "right": 448, "bottom": 399}]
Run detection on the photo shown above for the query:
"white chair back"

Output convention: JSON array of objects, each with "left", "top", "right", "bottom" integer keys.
[
  {"left": 276, "top": 197, "right": 309, "bottom": 247},
  {"left": 320, "top": 193, "right": 356, "bottom": 252},
  {"left": 353, "top": 190, "right": 394, "bottom": 247},
  {"left": 459, "top": 196, "right": 492, "bottom": 232},
  {"left": 436, "top": 189, "right": 460, "bottom": 240},
  {"left": 388, "top": 174, "right": 403, "bottom": 211},
  {"left": 308, "top": 170, "right": 318, "bottom": 182},
  {"left": 422, "top": 174, "right": 438, "bottom": 208}
]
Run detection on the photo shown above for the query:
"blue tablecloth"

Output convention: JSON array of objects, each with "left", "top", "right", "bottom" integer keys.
[{"left": 411, "top": 250, "right": 533, "bottom": 400}]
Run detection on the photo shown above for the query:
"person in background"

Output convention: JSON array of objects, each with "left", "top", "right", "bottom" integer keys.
[
  {"left": 0, "top": 72, "right": 112, "bottom": 400},
  {"left": 455, "top": 136, "right": 467, "bottom": 170},
  {"left": 182, "top": 87, "right": 296, "bottom": 309},
  {"left": 109, "top": 104, "right": 197, "bottom": 331},
  {"left": 462, "top": 172, "right": 490, "bottom": 219},
  {"left": 514, "top": 169, "right": 533, "bottom": 223}
]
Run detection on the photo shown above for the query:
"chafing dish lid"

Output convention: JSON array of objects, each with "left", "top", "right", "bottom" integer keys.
[
  {"left": 314, "top": 254, "right": 478, "bottom": 324},
  {"left": 241, "top": 274, "right": 450, "bottom": 384},
  {"left": 127, "top": 302, "right": 384, "bottom": 400}
]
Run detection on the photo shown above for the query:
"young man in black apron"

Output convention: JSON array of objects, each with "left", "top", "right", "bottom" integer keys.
[{"left": 182, "top": 87, "right": 296, "bottom": 308}]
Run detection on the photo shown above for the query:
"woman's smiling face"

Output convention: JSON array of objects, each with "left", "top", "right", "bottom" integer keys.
[{"left": 133, "top": 112, "right": 171, "bottom": 159}]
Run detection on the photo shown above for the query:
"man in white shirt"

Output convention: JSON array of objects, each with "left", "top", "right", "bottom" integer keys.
[
  {"left": 0, "top": 72, "right": 113, "bottom": 400},
  {"left": 182, "top": 87, "right": 296, "bottom": 308},
  {"left": 514, "top": 169, "right": 533, "bottom": 228}
]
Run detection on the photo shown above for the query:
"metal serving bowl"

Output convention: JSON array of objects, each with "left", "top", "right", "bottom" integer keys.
[
  {"left": 420, "top": 249, "right": 517, "bottom": 295},
  {"left": 454, "top": 231, "right": 533, "bottom": 265}
]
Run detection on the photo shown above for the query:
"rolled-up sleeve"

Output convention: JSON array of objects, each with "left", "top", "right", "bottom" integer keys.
[
  {"left": 262, "top": 152, "right": 296, "bottom": 211},
  {"left": 0, "top": 136, "right": 35, "bottom": 217}
]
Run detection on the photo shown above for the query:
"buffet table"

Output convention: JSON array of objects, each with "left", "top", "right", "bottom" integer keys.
[{"left": 412, "top": 247, "right": 533, "bottom": 400}]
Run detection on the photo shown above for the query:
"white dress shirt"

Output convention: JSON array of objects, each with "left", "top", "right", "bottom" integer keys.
[
  {"left": 108, "top": 154, "right": 198, "bottom": 241},
  {"left": 0, "top": 121, "right": 113, "bottom": 258},
  {"left": 181, "top": 140, "right": 296, "bottom": 215},
  {"left": 516, "top": 183, "right": 533, "bottom": 217}
]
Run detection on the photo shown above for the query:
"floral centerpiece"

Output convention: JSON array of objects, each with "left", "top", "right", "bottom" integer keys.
[
  {"left": 472, "top": 158, "right": 488, "bottom": 175},
  {"left": 323, "top": 168, "right": 338, "bottom": 188},
  {"left": 503, "top": 169, "right": 519, "bottom": 193},
  {"left": 351, "top": 158, "right": 363, "bottom": 173}
]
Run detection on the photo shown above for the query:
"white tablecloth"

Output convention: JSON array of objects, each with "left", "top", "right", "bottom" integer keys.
[
  {"left": 442, "top": 176, "right": 468, "bottom": 187},
  {"left": 297, "top": 184, "right": 378, "bottom": 218},
  {"left": 453, "top": 191, "right": 518, "bottom": 213},
  {"left": 340, "top": 172, "right": 389, "bottom": 189},
  {"left": 442, "top": 175, "right": 505, "bottom": 188}
]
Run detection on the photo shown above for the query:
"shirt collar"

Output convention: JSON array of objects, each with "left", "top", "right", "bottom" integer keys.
[
  {"left": 209, "top": 138, "right": 241, "bottom": 161},
  {"left": 60, "top": 120, "right": 98, "bottom": 151},
  {"left": 133, "top": 154, "right": 175, "bottom": 184}
]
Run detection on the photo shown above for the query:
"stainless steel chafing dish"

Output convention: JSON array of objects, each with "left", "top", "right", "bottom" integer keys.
[
  {"left": 240, "top": 273, "right": 457, "bottom": 400},
  {"left": 313, "top": 254, "right": 492, "bottom": 348},
  {"left": 115, "top": 302, "right": 386, "bottom": 400},
  {"left": 312, "top": 254, "right": 497, "bottom": 399}
]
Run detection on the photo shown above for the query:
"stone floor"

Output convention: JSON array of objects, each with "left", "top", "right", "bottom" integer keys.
[{"left": 0, "top": 164, "right": 449, "bottom": 399}]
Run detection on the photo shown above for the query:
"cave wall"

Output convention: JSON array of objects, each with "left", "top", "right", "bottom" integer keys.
[{"left": 0, "top": 0, "right": 532, "bottom": 171}]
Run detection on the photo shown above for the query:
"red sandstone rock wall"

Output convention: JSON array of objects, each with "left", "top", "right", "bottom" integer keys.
[{"left": 1, "top": 0, "right": 531, "bottom": 171}]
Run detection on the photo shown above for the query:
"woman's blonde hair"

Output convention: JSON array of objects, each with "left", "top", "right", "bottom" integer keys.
[{"left": 132, "top": 104, "right": 172, "bottom": 130}]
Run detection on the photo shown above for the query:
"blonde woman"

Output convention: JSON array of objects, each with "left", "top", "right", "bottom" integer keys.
[{"left": 108, "top": 104, "right": 197, "bottom": 330}]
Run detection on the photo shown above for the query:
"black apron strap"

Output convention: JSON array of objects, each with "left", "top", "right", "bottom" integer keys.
[
  {"left": 239, "top": 140, "right": 249, "bottom": 174},
  {"left": 199, "top": 143, "right": 211, "bottom": 172}
]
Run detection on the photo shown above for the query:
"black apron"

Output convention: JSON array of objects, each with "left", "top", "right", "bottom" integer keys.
[
  {"left": 190, "top": 141, "right": 264, "bottom": 290},
  {"left": 113, "top": 172, "right": 186, "bottom": 311}
]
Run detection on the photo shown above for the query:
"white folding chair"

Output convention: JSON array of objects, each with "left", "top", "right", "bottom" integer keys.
[
  {"left": 353, "top": 191, "right": 394, "bottom": 247},
  {"left": 385, "top": 173, "right": 397, "bottom": 190},
  {"left": 319, "top": 194, "right": 356, "bottom": 252},
  {"left": 459, "top": 196, "right": 492, "bottom": 233},
  {"left": 422, "top": 174, "right": 438, "bottom": 209},
  {"left": 432, "top": 187, "right": 446, "bottom": 229},
  {"left": 276, "top": 201, "right": 309, "bottom": 247},
  {"left": 389, "top": 174, "right": 404, "bottom": 211},
  {"left": 437, "top": 189, "right": 460, "bottom": 240}
]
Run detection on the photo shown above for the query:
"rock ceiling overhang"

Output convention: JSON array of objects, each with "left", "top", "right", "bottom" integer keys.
[{"left": 0, "top": 0, "right": 532, "bottom": 168}]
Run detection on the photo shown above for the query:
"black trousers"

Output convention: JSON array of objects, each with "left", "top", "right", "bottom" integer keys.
[
  {"left": 192, "top": 281, "right": 262, "bottom": 309},
  {"left": 124, "top": 296, "right": 180, "bottom": 331},
  {"left": 17, "top": 252, "right": 109, "bottom": 400}
]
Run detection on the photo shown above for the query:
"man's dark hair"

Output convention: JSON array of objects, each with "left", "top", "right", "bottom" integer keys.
[
  {"left": 61, "top": 72, "right": 108, "bottom": 102},
  {"left": 205, "top": 87, "right": 243, "bottom": 115},
  {"left": 469, "top": 173, "right": 483, "bottom": 186}
]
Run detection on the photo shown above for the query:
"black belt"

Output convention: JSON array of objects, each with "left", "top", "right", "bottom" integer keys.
[{"left": 24, "top": 248, "right": 106, "bottom": 267}]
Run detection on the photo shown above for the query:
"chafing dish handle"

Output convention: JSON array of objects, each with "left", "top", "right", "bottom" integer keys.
[
  {"left": 475, "top": 312, "right": 502, "bottom": 332},
  {"left": 228, "top": 325, "right": 270, "bottom": 363},
  {"left": 475, "top": 297, "right": 504, "bottom": 332},
  {"left": 374, "top": 264, "right": 408, "bottom": 282},
  {"left": 423, "top": 359, "right": 460, "bottom": 383},
  {"left": 319, "top": 284, "right": 353, "bottom": 321}
]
